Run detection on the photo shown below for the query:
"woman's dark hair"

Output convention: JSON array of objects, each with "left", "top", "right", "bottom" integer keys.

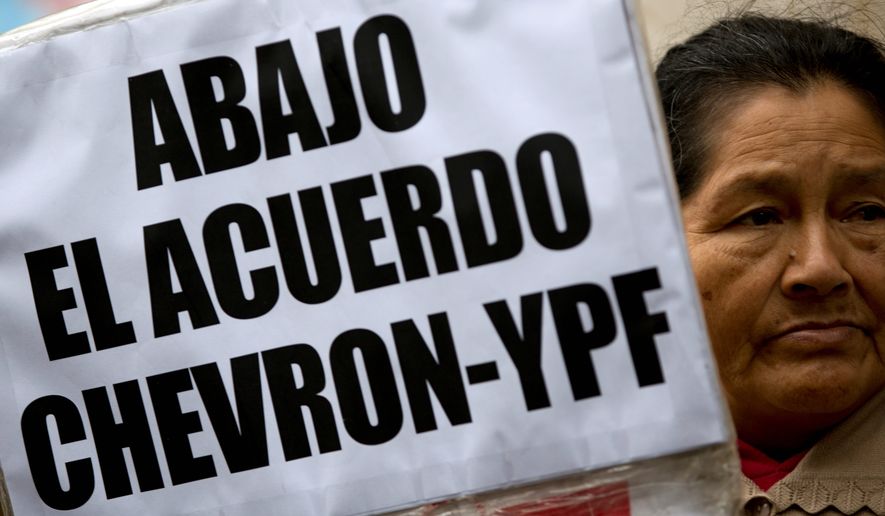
[{"left": 656, "top": 15, "right": 885, "bottom": 198}]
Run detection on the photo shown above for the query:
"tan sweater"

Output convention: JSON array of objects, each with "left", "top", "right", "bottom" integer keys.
[{"left": 739, "top": 389, "right": 885, "bottom": 515}]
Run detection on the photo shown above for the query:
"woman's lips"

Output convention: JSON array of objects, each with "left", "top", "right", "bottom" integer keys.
[{"left": 771, "top": 324, "right": 866, "bottom": 349}]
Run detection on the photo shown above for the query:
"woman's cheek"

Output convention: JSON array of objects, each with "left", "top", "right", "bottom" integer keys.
[
  {"left": 690, "top": 244, "right": 778, "bottom": 375},
  {"left": 845, "top": 230, "right": 885, "bottom": 254}
]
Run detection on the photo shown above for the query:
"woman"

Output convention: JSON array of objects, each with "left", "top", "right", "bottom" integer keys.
[{"left": 657, "top": 15, "right": 885, "bottom": 515}]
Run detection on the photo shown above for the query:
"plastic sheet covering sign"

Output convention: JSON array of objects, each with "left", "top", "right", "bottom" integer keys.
[{"left": 0, "top": 0, "right": 731, "bottom": 514}]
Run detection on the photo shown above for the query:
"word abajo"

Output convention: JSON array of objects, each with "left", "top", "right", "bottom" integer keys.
[
  {"left": 25, "top": 132, "right": 591, "bottom": 359},
  {"left": 130, "top": 14, "right": 426, "bottom": 190}
]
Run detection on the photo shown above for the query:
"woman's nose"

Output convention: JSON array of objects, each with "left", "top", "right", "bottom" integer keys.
[{"left": 780, "top": 225, "right": 852, "bottom": 299}]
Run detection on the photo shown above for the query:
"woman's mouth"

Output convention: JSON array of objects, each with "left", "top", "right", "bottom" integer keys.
[{"left": 771, "top": 323, "right": 868, "bottom": 349}]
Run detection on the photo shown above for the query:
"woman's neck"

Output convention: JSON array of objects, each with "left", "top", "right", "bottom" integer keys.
[
  {"left": 735, "top": 422, "right": 823, "bottom": 461},
  {"left": 729, "top": 401, "right": 851, "bottom": 461}
]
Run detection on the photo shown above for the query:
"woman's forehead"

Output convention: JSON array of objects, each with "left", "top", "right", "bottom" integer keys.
[{"left": 697, "top": 82, "right": 885, "bottom": 196}]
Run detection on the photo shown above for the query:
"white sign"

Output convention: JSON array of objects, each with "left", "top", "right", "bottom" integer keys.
[{"left": 0, "top": 0, "right": 730, "bottom": 514}]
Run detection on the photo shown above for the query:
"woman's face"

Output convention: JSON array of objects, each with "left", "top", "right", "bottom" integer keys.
[{"left": 682, "top": 82, "right": 885, "bottom": 434}]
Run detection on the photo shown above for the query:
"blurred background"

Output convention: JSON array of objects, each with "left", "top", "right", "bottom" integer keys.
[
  {"left": 0, "top": 0, "right": 882, "bottom": 55},
  {"left": 0, "top": 0, "right": 89, "bottom": 32},
  {"left": 637, "top": 0, "right": 885, "bottom": 61}
]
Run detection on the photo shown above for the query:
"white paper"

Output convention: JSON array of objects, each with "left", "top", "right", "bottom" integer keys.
[{"left": 0, "top": 1, "right": 731, "bottom": 514}]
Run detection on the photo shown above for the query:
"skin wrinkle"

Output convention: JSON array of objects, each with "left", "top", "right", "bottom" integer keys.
[
  {"left": 723, "top": 126, "right": 885, "bottom": 163},
  {"left": 682, "top": 81, "right": 885, "bottom": 458},
  {"left": 711, "top": 107, "right": 885, "bottom": 160}
]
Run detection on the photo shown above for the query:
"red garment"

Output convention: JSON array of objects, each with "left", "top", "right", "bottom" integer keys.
[
  {"left": 499, "top": 482, "right": 630, "bottom": 515},
  {"left": 738, "top": 439, "right": 809, "bottom": 491}
]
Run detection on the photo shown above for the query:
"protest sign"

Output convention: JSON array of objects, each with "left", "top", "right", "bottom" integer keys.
[{"left": 0, "top": 0, "right": 735, "bottom": 514}]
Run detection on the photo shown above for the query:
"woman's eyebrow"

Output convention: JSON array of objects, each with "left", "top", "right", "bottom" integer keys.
[
  {"left": 705, "top": 172, "right": 795, "bottom": 203},
  {"left": 705, "top": 168, "right": 885, "bottom": 204},
  {"left": 835, "top": 169, "right": 885, "bottom": 190}
]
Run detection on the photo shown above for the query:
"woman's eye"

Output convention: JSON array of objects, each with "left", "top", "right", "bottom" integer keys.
[
  {"left": 842, "top": 204, "right": 885, "bottom": 223},
  {"left": 735, "top": 209, "right": 782, "bottom": 226}
]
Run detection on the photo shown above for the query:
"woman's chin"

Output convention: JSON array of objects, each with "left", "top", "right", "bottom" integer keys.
[
  {"left": 736, "top": 358, "right": 885, "bottom": 419},
  {"left": 769, "top": 383, "right": 859, "bottom": 416},
  {"left": 763, "top": 367, "right": 880, "bottom": 417}
]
